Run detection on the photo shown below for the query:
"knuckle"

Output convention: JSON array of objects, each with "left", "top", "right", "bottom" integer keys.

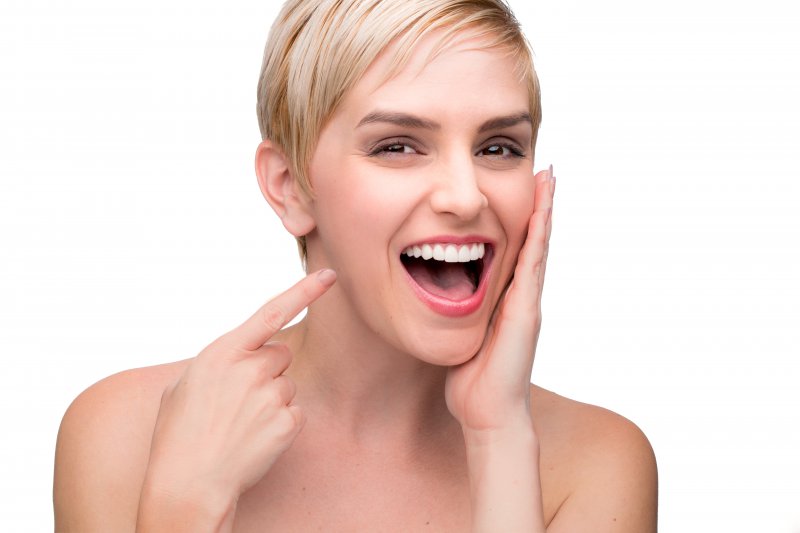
[
  {"left": 265, "top": 341, "right": 292, "bottom": 362},
  {"left": 260, "top": 303, "right": 286, "bottom": 333},
  {"left": 265, "top": 380, "right": 286, "bottom": 406},
  {"left": 252, "top": 357, "right": 273, "bottom": 382},
  {"left": 535, "top": 226, "right": 547, "bottom": 245},
  {"left": 272, "top": 341, "right": 292, "bottom": 356},
  {"left": 531, "top": 256, "right": 545, "bottom": 277},
  {"left": 283, "top": 376, "right": 297, "bottom": 399},
  {"left": 271, "top": 408, "right": 299, "bottom": 437},
  {"left": 263, "top": 345, "right": 293, "bottom": 380},
  {"left": 274, "top": 375, "right": 296, "bottom": 401}
]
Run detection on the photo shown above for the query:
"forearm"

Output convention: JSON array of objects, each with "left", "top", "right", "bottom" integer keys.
[{"left": 464, "top": 422, "right": 546, "bottom": 533}]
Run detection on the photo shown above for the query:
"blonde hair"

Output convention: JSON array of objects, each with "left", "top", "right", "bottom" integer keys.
[{"left": 257, "top": 0, "right": 541, "bottom": 260}]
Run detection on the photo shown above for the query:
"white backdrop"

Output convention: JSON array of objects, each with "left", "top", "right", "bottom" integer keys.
[{"left": 1, "top": 0, "right": 798, "bottom": 531}]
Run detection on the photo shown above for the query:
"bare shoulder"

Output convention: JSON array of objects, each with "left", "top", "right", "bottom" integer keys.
[
  {"left": 531, "top": 385, "right": 658, "bottom": 532},
  {"left": 54, "top": 360, "right": 190, "bottom": 532}
]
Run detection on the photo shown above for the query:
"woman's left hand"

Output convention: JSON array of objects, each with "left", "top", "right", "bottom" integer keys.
[{"left": 445, "top": 165, "right": 555, "bottom": 433}]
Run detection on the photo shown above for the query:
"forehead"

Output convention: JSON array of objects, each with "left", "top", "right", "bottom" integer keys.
[{"left": 336, "top": 30, "right": 530, "bottom": 125}]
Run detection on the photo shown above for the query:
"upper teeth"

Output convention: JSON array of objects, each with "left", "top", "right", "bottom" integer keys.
[{"left": 402, "top": 243, "right": 485, "bottom": 263}]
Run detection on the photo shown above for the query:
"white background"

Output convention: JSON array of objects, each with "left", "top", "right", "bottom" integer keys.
[{"left": 1, "top": 0, "right": 798, "bottom": 530}]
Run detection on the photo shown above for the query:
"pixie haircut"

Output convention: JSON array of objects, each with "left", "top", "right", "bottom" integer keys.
[{"left": 257, "top": 0, "right": 541, "bottom": 260}]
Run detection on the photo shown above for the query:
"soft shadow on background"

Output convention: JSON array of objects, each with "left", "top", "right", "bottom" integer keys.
[{"left": 1, "top": 0, "right": 798, "bottom": 530}]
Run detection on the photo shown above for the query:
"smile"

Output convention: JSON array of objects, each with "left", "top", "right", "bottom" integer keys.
[{"left": 400, "top": 239, "right": 493, "bottom": 317}]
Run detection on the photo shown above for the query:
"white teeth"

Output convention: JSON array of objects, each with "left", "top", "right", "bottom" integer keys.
[{"left": 403, "top": 242, "right": 487, "bottom": 263}]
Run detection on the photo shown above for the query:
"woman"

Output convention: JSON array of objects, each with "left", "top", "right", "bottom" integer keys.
[{"left": 54, "top": 0, "right": 657, "bottom": 530}]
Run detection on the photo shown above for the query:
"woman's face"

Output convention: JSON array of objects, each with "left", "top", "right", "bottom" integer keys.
[{"left": 304, "top": 31, "right": 536, "bottom": 365}]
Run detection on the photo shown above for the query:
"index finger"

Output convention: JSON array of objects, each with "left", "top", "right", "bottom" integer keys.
[{"left": 232, "top": 268, "right": 337, "bottom": 350}]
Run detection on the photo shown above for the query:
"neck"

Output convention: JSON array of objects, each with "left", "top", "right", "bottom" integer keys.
[{"left": 278, "top": 296, "right": 459, "bottom": 451}]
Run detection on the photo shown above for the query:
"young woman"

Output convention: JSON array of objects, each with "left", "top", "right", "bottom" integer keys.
[{"left": 54, "top": 0, "right": 658, "bottom": 531}]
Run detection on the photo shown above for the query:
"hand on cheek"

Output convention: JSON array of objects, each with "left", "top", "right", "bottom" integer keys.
[{"left": 445, "top": 166, "right": 555, "bottom": 434}]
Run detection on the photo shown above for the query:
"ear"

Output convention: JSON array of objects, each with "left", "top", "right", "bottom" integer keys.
[{"left": 255, "top": 140, "right": 316, "bottom": 237}]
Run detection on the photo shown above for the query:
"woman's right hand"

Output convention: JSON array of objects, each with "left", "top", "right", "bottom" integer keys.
[{"left": 136, "top": 269, "right": 337, "bottom": 532}]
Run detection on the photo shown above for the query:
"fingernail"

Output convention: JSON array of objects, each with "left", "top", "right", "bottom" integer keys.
[
  {"left": 316, "top": 268, "right": 337, "bottom": 286},
  {"left": 549, "top": 164, "right": 553, "bottom": 180}
]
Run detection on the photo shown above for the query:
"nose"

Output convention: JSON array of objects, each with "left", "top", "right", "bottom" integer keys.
[{"left": 428, "top": 158, "right": 488, "bottom": 221}]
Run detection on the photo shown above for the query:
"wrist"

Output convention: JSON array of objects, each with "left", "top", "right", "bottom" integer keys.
[
  {"left": 463, "top": 423, "right": 540, "bottom": 472},
  {"left": 462, "top": 415, "right": 537, "bottom": 448},
  {"left": 137, "top": 473, "right": 237, "bottom": 533},
  {"left": 463, "top": 420, "right": 545, "bottom": 532}
]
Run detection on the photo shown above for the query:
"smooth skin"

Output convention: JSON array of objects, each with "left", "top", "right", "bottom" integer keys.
[
  {"left": 54, "top": 174, "right": 656, "bottom": 532},
  {"left": 54, "top": 30, "right": 657, "bottom": 533}
]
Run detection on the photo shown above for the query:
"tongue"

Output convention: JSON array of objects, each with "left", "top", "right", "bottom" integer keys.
[{"left": 406, "top": 261, "right": 475, "bottom": 301}]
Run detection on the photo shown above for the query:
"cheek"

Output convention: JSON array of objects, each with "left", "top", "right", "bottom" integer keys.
[
  {"left": 320, "top": 161, "right": 426, "bottom": 236},
  {"left": 488, "top": 178, "right": 536, "bottom": 242},
  {"left": 310, "top": 164, "right": 420, "bottom": 280}
]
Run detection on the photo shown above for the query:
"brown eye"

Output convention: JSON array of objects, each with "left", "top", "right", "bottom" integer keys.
[
  {"left": 479, "top": 144, "right": 524, "bottom": 158},
  {"left": 368, "top": 139, "right": 422, "bottom": 158},
  {"left": 385, "top": 143, "right": 414, "bottom": 154},
  {"left": 482, "top": 145, "right": 507, "bottom": 156}
]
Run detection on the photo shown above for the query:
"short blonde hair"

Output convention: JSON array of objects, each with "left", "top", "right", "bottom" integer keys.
[{"left": 257, "top": 0, "right": 541, "bottom": 260}]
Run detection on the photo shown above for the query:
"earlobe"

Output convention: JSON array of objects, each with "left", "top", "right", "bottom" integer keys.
[{"left": 255, "top": 140, "right": 316, "bottom": 237}]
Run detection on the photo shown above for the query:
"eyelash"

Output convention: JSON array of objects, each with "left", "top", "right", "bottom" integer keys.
[
  {"left": 368, "top": 138, "right": 423, "bottom": 157},
  {"left": 367, "top": 138, "right": 526, "bottom": 159},
  {"left": 477, "top": 142, "right": 526, "bottom": 159}
]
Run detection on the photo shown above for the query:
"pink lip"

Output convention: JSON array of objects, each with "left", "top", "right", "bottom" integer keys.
[{"left": 400, "top": 237, "right": 495, "bottom": 318}]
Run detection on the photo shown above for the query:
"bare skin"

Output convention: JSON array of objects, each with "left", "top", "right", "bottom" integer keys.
[
  {"left": 54, "top": 31, "right": 657, "bottom": 532},
  {"left": 54, "top": 357, "right": 656, "bottom": 531}
]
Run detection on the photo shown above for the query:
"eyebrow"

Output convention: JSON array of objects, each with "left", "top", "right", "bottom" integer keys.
[
  {"left": 357, "top": 111, "right": 440, "bottom": 130},
  {"left": 477, "top": 112, "right": 532, "bottom": 133},
  {"left": 356, "top": 110, "right": 532, "bottom": 133}
]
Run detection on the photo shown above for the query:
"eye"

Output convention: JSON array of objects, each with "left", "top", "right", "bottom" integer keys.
[
  {"left": 477, "top": 142, "right": 525, "bottom": 159},
  {"left": 383, "top": 143, "right": 416, "bottom": 154},
  {"left": 368, "top": 138, "right": 422, "bottom": 158}
]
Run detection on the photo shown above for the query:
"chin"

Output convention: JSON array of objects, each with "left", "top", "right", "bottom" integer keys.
[{"left": 403, "top": 330, "right": 485, "bottom": 367}]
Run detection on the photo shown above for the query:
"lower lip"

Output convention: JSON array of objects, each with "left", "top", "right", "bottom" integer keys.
[{"left": 402, "top": 248, "right": 494, "bottom": 318}]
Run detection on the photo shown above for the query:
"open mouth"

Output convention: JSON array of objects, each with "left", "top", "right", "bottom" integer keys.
[{"left": 400, "top": 242, "right": 490, "bottom": 302}]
